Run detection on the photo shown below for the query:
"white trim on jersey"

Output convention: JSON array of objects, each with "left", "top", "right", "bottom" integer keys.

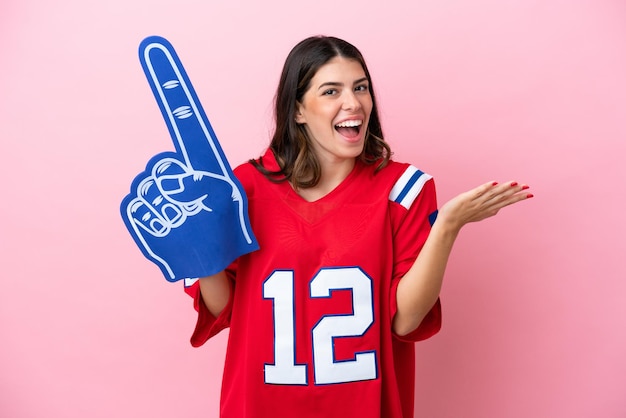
[
  {"left": 389, "top": 165, "right": 432, "bottom": 210},
  {"left": 184, "top": 277, "right": 199, "bottom": 287}
]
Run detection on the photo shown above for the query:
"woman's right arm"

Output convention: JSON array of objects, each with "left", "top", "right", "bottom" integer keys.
[{"left": 198, "top": 271, "right": 232, "bottom": 317}]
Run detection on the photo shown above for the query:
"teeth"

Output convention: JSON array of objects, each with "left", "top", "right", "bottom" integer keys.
[{"left": 335, "top": 120, "right": 362, "bottom": 128}]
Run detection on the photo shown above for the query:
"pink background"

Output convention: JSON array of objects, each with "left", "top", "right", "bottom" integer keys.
[{"left": 2, "top": 0, "right": 625, "bottom": 417}]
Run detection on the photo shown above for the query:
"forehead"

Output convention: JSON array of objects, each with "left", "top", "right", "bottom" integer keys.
[{"left": 310, "top": 57, "right": 367, "bottom": 84}]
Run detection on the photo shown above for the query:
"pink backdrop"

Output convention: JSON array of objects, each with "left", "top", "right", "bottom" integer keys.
[{"left": 2, "top": 0, "right": 625, "bottom": 417}]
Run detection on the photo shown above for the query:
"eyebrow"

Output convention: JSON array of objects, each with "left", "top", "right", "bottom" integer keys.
[{"left": 317, "top": 77, "right": 369, "bottom": 91}]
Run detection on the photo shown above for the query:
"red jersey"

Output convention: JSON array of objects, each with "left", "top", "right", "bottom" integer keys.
[{"left": 185, "top": 149, "right": 441, "bottom": 417}]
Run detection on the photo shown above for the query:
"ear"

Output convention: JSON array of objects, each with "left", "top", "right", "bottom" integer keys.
[{"left": 294, "top": 103, "right": 306, "bottom": 124}]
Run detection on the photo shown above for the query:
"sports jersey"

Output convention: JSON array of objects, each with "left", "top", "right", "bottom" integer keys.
[{"left": 185, "top": 148, "right": 441, "bottom": 418}]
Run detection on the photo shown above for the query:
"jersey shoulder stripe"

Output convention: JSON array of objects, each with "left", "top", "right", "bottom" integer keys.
[{"left": 389, "top": 165, "right": 432, "bottom": 210}]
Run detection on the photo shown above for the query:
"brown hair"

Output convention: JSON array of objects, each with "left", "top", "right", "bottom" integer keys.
[{"left": 251, "top": 35, "right": 390, "bottom": 188}]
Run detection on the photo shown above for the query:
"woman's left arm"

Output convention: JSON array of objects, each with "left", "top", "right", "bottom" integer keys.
[{"left": 393, "top": 181, "right": 533, "bottom": 336}]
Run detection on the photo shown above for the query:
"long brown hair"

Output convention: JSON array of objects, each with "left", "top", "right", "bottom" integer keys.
[{"left": 251, "top": 35, "right": 391, "bottom": 188}]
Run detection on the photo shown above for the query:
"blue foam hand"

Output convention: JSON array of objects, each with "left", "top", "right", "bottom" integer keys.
[{"left": 121, "top": 36, "right": 259, "bottom": 282}]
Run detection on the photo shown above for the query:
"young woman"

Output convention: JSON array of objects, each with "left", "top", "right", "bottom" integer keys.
[{"left": 185, "top": 35, "right": 532, "bottom": 418}]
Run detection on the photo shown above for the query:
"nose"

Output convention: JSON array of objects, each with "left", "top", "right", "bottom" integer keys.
[{"left": 342, "top": 90, "right": 362, "bottom": 111}]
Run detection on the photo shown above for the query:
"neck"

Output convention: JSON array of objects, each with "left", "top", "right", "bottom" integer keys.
[{"left": 296, "top": 157, "right": 356, "bottom": 202}]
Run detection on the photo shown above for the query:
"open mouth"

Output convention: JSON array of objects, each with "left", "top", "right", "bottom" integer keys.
[{"left": 335, "top": 120, "right": 363, "bottom": 139}]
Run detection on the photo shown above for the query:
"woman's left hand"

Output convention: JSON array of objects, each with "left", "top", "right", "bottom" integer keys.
[{"left": 437, "top": 181, "right": 533, "bottom": 232}]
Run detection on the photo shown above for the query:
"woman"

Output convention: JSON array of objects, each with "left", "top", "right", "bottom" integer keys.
[{"left": 185, "top": 35, "right": 532, "bottom": 417}]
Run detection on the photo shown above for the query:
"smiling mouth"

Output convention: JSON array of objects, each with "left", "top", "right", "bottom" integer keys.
[{"left": 335, "top": 120, "right": 363, "bottom": 139}]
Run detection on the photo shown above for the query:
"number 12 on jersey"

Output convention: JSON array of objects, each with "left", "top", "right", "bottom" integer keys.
[{"left": 262, "top": 267, "right": 378, "bottom": 385}]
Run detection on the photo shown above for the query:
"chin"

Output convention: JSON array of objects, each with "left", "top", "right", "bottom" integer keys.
[{"left": 342, "top": 143, "right": 366, "bottom": 159}]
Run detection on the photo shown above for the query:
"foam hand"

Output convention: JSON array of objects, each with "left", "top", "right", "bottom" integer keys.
[{"left": 121, "top": 36, "right": 259, "bottom": 282}]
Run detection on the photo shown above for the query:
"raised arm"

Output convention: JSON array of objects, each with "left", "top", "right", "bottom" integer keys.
[
  {"left": 198, "top": 271, "right": 232, "bottom": 318},
  {"left": 393, "top": 181, "right": 533, "bottom": 336}
]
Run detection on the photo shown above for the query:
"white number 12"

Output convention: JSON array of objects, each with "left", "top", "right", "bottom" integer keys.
[{"left": 262, "top": 267, "right": 378, "bottom": 385}]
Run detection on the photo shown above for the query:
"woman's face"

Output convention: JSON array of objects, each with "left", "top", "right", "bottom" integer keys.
[{"left": 295, "top": 57, "right": 373, "bottom": 167}]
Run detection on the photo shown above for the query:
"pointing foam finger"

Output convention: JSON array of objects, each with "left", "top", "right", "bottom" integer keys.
[{"left": 139, "top": 36, "right": 229, "bottom": 175}]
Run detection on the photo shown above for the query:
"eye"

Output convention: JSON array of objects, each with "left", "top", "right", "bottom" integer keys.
[
  {"left": 354, "top": 84, "right": 369, "bottom": 93},
  {"left": 322, "top": 88, "right": 338, "bottom": 96}
]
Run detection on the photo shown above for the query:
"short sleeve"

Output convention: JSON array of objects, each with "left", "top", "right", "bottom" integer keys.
[
  {"left": 388, "top": 169, "right": 442, "bottom": 342},
  {"left": 184, "top": 264, "right": 237, "bottom": 347}
]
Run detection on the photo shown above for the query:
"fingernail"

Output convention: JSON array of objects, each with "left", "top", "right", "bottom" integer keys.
[
  {"left": 521, "top": 185, "right": 529, "bottom": 190},
  {"left": 510, "top": 182, "right": 518, "bottom": 187},
  {"left": 527, "top": 193, "right": 534, "bottom": 198},
  {"left": 492, "top": 181, "right": 499, "bottom": 186}
]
